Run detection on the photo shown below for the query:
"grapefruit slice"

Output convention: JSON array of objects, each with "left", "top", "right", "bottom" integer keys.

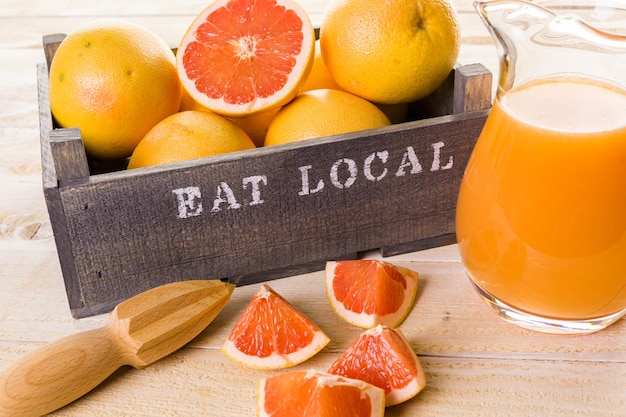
[
  {"left": 177, "top": 0, "right": 315, "bottom": 117},
  {"left": 328, "top": 325, "right": 426, "bottom": 407},
  {"left": 222, "top": 284, "right": 329, "bottom": 369},
  {"left": 325, "top": 260, "right": 419, "bottom": 328},
  {"left": 258, "top": 369, "right": 385, "bottom": 417}
]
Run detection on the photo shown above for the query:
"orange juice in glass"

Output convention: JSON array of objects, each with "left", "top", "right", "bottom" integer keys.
[{"left": 457, "top": 0, "right": 626, "bottom": 333}]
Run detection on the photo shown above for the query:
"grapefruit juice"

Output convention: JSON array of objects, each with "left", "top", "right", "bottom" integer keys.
[{"left": 456, "top": 78, "right": 626, "bottom": 324}]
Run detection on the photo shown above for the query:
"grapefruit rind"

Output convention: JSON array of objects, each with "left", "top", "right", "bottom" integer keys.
[
  {"left": 222, "top": 330, "right": 329, "bottom": 370},
  {"left": 328, "top": 325, "right": 426, "bottom": 407},
  {"left": 177, "top": 0, "right": 316, "bottom": 117},
  {"left": 325, "top": 260, "right": 419, "bottom": 328},
  {"left": 222, "top": 284, "right": 330, "bottom": 369},
  {"left": 257, "top": 370, "right": 386, "bottom": 417}
]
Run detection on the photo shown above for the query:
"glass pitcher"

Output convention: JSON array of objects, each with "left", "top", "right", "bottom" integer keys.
[{"left": 456, "top": 0, "right": 626, "bottom": 334}]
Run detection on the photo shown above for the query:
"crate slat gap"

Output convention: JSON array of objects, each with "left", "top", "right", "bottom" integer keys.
[{"left": 39, "top": 34, "right": 492, "bottom": 318}]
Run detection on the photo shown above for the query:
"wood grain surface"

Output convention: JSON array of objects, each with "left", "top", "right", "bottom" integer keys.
[{"left": 1, "top": 1, "right": 624, "bottom": 416}]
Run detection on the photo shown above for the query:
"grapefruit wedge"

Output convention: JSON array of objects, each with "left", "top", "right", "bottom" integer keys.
[
  {"left": 325, "top": 260, "right": 419, "bottom": 328},
  {"left": 177, "top": 0, "right": 315, "bottom": 117},
  {"left": 222, "top": 284, "right": 329, "bottom": 369},
  {"left": 328, "top": 325, "right": 426, "bottom": 407},
  {"left": 258, "top": 370, "right": 385, "bottom": 417}
]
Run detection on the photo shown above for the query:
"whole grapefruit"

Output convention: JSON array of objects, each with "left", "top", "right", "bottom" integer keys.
[
  {"left": 320, "top": 0, "right": 460, "bottom": 104},
  {"left": 49, "top": 19, "right": 181, "bottom": 160}
]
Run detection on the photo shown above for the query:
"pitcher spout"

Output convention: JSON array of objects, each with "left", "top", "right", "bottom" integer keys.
[{"left": 474, "top": 0, "right": 626, "bottom": 95}]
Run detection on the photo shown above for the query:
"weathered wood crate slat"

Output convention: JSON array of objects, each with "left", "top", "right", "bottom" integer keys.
[{"left": 39, "top": 34, "right": 492, "bottom": 318}]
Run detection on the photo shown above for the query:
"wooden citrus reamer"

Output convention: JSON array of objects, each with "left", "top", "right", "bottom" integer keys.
[{"left": 0, "top": 279, "right": 234, "bottom": 417}]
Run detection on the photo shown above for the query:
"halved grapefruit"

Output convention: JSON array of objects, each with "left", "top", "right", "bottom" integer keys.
[
  {"left": 258, "top": 369, "right": 385, "bottom": 417},
  {"left": 222, "top": 284, "right": 329, "bottom": 369},
  {"left": 325, "top": 260, "right": 419, "bottom": 328},
  {"left": 328, "top": 325, "right": 426, "bottom": 407},
  {"left": 177, "top": 0, "right": 315, "bottom": 117}
]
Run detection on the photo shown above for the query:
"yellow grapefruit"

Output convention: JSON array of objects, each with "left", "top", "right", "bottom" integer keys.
[
  {"left": 320, "top": 0, "right": 460, "bottom": 104},
  {"left": 48, "top": 19, "right": 181, "bottom": 160},
  {"left": 300, "top": 37, "right": 409, "bottom": 123},
  {"left": 300, "top": 40, "right": 342, "bottom": 92},
  {"left": 264, "top": 89, "right": 391, "bottom": 146},
  {"left": 177, "top": 0, "right": 315, "bottom": 117},
  {"left": 180, "top": 88, "right": 279, "bottom": 147},
  {"left": 227, "top": 108, "right": 281, "bottom": 147},
  {"left": 127, "top": 110, "right": 255, "bottom": 169}
]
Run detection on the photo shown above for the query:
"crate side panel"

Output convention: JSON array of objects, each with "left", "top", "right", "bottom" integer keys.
[
  {"left": 58, "top": 111, "right": 487, "bottom": 315},
  {"left": 37, "top": 63, "right": 57, "bottom": 189},
  {"left": 38, "top": 62, "right": 88, "bottom": 316}
]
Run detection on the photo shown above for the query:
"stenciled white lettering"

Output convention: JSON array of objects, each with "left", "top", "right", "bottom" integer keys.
[
  {"left": 172, "top": 186, "right": 203, "bottom": 219},
  {"left": 330, "top": 158, "right": 358, "bottom": 189},
  {"left": 431, "top": 141, "right": 453, "bottom": 171},
  {"left": 395, "top": 146, "right": 423, "bottom": 177},
  {"left": 364, "top": 151, "right": 388, "bottom": 181},
  {"left": 243, "top": 175, "right": 267, "bottom": 205},
  {"left": 211, "top": 182, "right": 241, "bottom": 212},
  {"left": 298, "top": 165, "right": 324, "bottom": 196},
  {"left": 175, "top": 141, "right": 455, "bottom": 219}
]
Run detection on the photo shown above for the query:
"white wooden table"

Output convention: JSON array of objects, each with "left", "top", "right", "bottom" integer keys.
[{"left": 1, "top": 1, "right": 624, "bottom": 415}]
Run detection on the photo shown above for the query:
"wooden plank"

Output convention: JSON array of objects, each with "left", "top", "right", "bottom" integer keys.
[
  {"left": 381, "top": 233, "right": 457, "bottom": 257},
  {"left": 453, "top": 63, "right": 494, "bottom": 113},
  {"left": 42, "top": 33, "right": 65, "bottom": 70},
  {"left": 49, "top": 128, "right": 90, "bottom": 184},
  {"left": 37, "top": 62, "right": 85, "bottom": 315},
  {"left": 49, "top": 110, "right": 486, "bottom": 317},
  {"left": 37, "top": 62, "right": 57, "bottom": 189},
  {"left": 28, "top": 349, "right": 625, "bottom": 417},
  {"left": 230, "top": 252, "right": 358, "bottom": 286}
]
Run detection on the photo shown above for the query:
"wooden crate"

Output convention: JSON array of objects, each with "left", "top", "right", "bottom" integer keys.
[{"left": 39, "top": 34, "right": 492, "bottom": 318}]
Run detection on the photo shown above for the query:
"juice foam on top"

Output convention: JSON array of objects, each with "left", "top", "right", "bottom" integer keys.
[{"left": 500, "top": 78, "right": 626, "bottom": 133}]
